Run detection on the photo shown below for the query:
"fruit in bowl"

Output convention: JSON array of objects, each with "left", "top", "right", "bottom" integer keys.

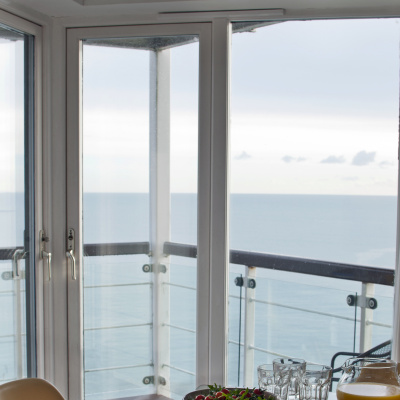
[{"left": 184, "top": 384, "right": 275, "bottom": 400}]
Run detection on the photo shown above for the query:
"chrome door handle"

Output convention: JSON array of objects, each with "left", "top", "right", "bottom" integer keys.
[
  {"left": 42, "top": 250, "right": 52, "bottom": 281},
  {"left": 66, "top": 249, "right": 77, "bottom": 280},
  {"left": 12, "top": 249, "right": 25, "bottom": 279},
  {"left": 40, "top": 230, "right": 51, "bottom": 280}
]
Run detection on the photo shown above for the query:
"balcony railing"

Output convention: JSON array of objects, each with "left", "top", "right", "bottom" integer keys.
[
  {"left": 1, "top": 241, "right": 394, "bottom": 285},
  {"left": 0, "top": 242, "right": 394, "bottom": 392}
]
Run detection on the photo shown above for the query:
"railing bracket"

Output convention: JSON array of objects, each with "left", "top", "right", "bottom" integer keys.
[
  {"left": 143, "top": 264, "right": 153, "bottom": 273},
  {"left": 142, "top": 376, "right": 154, "bottom": 385},
  {"left": 248, "top": 278, "right": 256, "bottom": 289},
  {"left": 142, "top": 375, "right": 166, "bottom": 385},
  {"left": 143, "top": 264, "right": 167, "bottom": 273},
  {"left": 2, "top": 271, "right": 13, "bottom": 280},
  {"left": 347, "top": 294, "right": 378, "bottom": 309},
  {"left": 234, "top": 276, "right": 256, "bottom": 288},
  {"left": 235, "top": 276, "right": 244, "bottom": 287}
]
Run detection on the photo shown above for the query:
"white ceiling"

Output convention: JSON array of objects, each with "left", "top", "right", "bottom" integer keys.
[{"left": 2, "top": 0, "right": 400, "bottom": 20}]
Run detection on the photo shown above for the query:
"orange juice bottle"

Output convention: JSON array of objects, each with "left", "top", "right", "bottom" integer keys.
[{"left": 337, "top": 383, "right": 400, "bottom": 400}]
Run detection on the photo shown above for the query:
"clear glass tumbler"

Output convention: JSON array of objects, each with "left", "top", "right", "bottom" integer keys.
[
  {"left": 299, "top": 364, "right": 332, "bottom": 400},
  {"left": 273, "top": 358, "right": 306, "bottom": 400}
]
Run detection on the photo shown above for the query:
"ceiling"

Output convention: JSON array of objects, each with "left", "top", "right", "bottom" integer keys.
[{"left": 2, "top": 0, "right": 400, "bottom": 20}]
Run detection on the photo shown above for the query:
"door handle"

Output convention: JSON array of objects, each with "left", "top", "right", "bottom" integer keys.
[
  {"left": 66, "top": 249, "right": 76, "bottom": 280},
  {"left": 66, "top": 228, "right": 76, "bottom": 280},
  {"left": 40, "top": 231, "right": 51, "bottom": 281},
  {"left": 42, "top": 250, "right": 52, "bottom": 281},
  {"left": 12, "top": 249, "right": 25, "bottom": 279}
]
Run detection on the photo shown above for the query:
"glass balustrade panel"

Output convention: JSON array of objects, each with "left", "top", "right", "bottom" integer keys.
[
  {"left": 229, "top": 18, "right": 399, "bottom": 385},
  {"left": 82, "top": 34, "right": 199, "bottom": 400},
  {"left": 0, "top": 24, "right": 34, "bottom": 382}
]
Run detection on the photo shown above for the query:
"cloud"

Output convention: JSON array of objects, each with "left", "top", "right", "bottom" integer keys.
[
  {"left": 282, "top": 155, "right": 295, "bottom": 163},
  {"left": 379, "top": 161, "right": 393, "bottom": 168},
  {"left": 321, "top": 155, "right": 345, "bottom": 164},
  {"left": 282, "top": 155, "right": 306, "bottom": 163},
  {"left": 235, "top": 151, "right": 251, "bottom": 160},
  {"left": 352, "top": 151, "right": 376, "bottom": 166}
]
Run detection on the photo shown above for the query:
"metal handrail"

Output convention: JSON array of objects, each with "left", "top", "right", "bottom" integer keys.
[
  {"left": 163, "top": 241, "right": 394, "bottom": 286},
  {"left": 2, "top": 241, "right": 393, "bottom": 286},
  {"left": 0, "top": 247, "right": 24, "bottom": 261}
]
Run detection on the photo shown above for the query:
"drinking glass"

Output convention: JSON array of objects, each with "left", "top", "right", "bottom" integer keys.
[
  {"left": 258, "top": 363, "right": 291, "bottom": 400},
  {"left": 273, "top": 358, "right": 306, "bottom": 400},
  {"left": 299, "top": 364, "right": 332, "bottom": 400},
  {"left": 258, "top": 364, "right": 275, "bottom": 393}
]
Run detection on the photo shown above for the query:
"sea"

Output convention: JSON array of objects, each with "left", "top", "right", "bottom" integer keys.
[{"left": 0, "top": 193, "right": 397, "bottom": 399}]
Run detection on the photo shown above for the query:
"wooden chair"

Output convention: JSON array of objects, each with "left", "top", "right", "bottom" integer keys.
[{"left": 0, "top": 378, "right": 64, "bottom": 400}]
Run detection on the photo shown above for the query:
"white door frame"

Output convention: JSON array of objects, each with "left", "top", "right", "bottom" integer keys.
[
  {"left": 66, "top": 21, "right": 231, "bottom": 398},
  {"left": 0, "top": 6, "right": 45, "bottom": 381}
]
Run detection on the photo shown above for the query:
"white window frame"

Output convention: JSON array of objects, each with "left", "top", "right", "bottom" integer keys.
[
  {"left": 62, "top": 12, "right": 400, "bottom": 398},
  {"left": 0, "top": 7, "right": 44, "bottom": 379},
  {"left": 65, "top": 21, "right": 228, "bottom": 398},
  {"left": 1, "top": 6, "right": 396, "bottom": 399}
]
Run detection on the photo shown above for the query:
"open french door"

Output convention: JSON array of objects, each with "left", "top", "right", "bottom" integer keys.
[
  {"left": 66, "top": 23, "right": 213, "bottom": 400},
  {"left": 0, "top": 9, "right": 42, "bottom": 383}
]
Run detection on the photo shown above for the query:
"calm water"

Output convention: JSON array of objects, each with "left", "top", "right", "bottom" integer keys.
[
  {"left": 0, "top": 193, "right": 397, "bottom": 398},
  {"left": 82, "top": 192, "right": 397, "bottom": 268}
]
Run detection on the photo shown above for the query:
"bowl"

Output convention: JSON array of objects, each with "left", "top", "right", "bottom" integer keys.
[{"left": 183, "top": 387, "right": 276, "bottom": 400}]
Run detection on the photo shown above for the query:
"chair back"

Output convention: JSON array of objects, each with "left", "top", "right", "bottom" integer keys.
[
  {"left": 329, "top": 339, "right": 392, "bottom": 391},
  {"left": 0, "top": 378, "right": 64, "bottom": 400}
]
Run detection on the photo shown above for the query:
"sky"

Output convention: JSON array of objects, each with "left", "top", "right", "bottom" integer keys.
[
  {"left": 82, "top": 18, "right": 400, "bottom": 195},
  {"left": 1, "top": 18, "right": 400, "bottom": 195},
  {"left": 0, "top": 37, "right": 24, "bottom": 193},
  {"left": 229, "top": 18, "right": 400, "bottom": 195}
]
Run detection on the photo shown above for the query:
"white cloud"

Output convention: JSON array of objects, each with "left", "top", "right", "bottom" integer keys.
[
  {"left": 321, "top": 155, "right": 346, "bottom": 164},
  {"left": 282, "top": 155, "right": 306, "bottom": 163},
  {"left": 352, "top": 151, "right": 376, "bottom": 166},
  {"left": 235, "top": 151, "right": 251, "bottom": 160},
  {"left": 379, "top": 161, "right": 394, "bottom": 168}
]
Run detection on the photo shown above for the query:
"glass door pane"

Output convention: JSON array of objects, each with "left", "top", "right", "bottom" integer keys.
[
  {"left": 228, "top": 18, "right": 399, "bottom": 387},
  {"left": 0, "top": 24, "right": 35, "bottom": 382},
  {"left": 80, "top": 32, "right": 199, "bottom": 400}
]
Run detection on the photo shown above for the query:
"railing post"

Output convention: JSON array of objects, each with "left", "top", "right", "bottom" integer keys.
[
  {"left": 150, "top": 48, "right": 171, "bottom": 397},
  {"left": 243, "top": 266, "right": 256, "bottom": 387},
  {"left": 359, "top": 282, "right": 374, "bottom": 352}
]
